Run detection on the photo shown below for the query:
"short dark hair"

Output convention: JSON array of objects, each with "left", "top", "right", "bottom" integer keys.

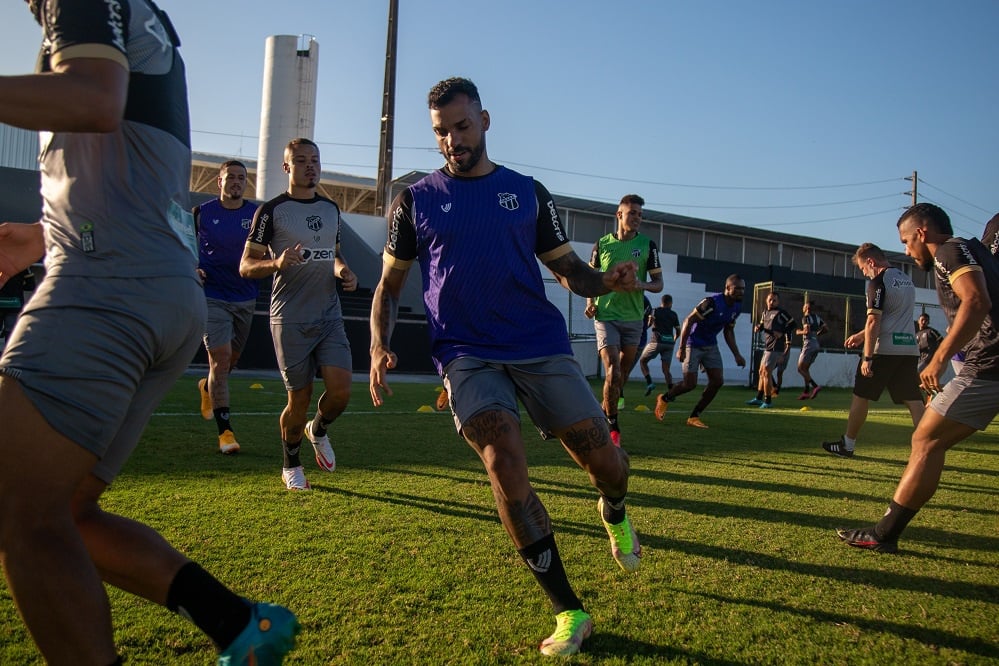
[
  {"left": 219, "top": 159, "right": 246, "bottom": 174},
  {"left": 898, "top": 202, "right": 953, "bottom": 236},
  {"left": 853, "top": 242, "right": 886, "bottom": 264},
  {"left": 428, "top": 77, "right": 480, "bottom": 109},
  {"left": 661, "top": 294, "right": 672, "bottom": 305},
  {"left": 620, "top": 194, "right": 645, "bottom": 207},
  {"left": 285, "top": 137, "right": 318, "bottom": 152},
  {"left": 725, "top": 273, "right": 743, "bottom": 285}
]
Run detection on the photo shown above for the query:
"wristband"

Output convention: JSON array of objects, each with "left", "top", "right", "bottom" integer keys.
[{"left": 863, "top": 356, "right": 873, "bottom": 362}]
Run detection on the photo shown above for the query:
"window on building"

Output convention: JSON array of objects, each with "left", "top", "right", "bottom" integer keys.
[{"left": 715, "top": 235, "right": 743, "bottom": 262}]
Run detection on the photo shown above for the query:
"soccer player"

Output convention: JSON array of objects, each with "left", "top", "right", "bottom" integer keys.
[
  {"left": 194, "top": 160, "right": 260, "bottom": 454},
  {"left": 836, "top": 203, "right": 999, "bottom": 553},
  {"left": 654, "top": 274, "right": 747, "bottom": 428},
  {"left": 369, "top": 77, "right": 641, "bottom": 657},
  {"left": 585, "top": 194, "right": 663, "bottom": 446},
  {"left": 915, "top": 313, "right": 943, "bottom": 374},
  {"left": 983, "top": 212, "right": 999, "bottom": 259},
  {"left": 240, "top": 138, "right": 356, "bottom": 491},
  {"left": 821, "top": 243, "right": 924, "bottom": 457},
  {"left": 795, "top": 301, "right": 827, "bottom": 399},
  {"left": 639, "top": 294, "right": 681, "bottom": 396},
  {"left": 747, "top": 291, "right": 793, "bottom": 409},
  {"left": 0, "top": 2, "right": 298, "bottom": 663}
]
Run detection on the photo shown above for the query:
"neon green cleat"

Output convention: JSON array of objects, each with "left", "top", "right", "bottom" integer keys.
[
  {"left": 598, "top": 497, "right": 641, "bottom": 573},
  {"left": 539, "top": 609, "right": 593, "bottom": 656}
]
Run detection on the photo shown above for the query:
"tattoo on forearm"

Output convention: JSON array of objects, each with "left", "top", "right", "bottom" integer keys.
[{"left": 546, "top": 254, "right": 606, "bottom": 297}]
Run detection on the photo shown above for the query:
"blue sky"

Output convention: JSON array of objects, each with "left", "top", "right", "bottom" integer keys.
[{"left": 2, "top": 1, "right": 996, "bottom": 252}]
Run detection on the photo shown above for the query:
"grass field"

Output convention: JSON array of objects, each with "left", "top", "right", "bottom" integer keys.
[{"left": 1, "top": 375, "right": 997, "bottom": 665}]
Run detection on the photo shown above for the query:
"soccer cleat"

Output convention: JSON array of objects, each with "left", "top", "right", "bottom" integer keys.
[
  {"left": 822, "top": 437, "right": 854, "bottom": 458},
  {"left": 217, "top": 602, "right": 300, "bottom": 665},
  {"left": 539, "top": 609, "right": 593, "bottom": 657},
  {"left": 218, "top": 429, "right": 240, "bottom": 455},
  {"left": 597, "top": 497, "right": 641, "bottom": 573},
  {"left": 609, "top": 430, "right": 621, "bottom": 448},
  {"left": 281, "top": 466, "right": 311, "bottom": 491},
  {"left": 198, "top": 377, "right": 213, "bottom": 420},
  {"left": 758, "top": 402, "right": 771, "bottom": 409},
  {"left": 686, "top": 417, "right": 708, "bottom": 429},
  {"left": 305, "top": 421, "right": 336, "bottom": 472},
  {"left": 835, "top": 527, "right": 898, "bottom": 554},
  {"left": 654, "top": 394, "right": 669, "bottom": 421},
  {"left": 745, "top": 398, "right": 764, "bottom": 406},
  {"left": 435, "top": 388, "right": 449, "bottom": 411},
  {"left": 797, "top": 391, "right": 810, "bottom": 400},
  {"left": 617, "top": 397, "right": 625, "bottom": 410},
  {"left": 810, "top": 385, "right": 822, "bottom": 399},
  {"left": 644, "top": 382, "right": 656, "bottom": 397}
]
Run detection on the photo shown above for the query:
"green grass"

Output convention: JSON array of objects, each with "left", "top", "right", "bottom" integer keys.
[{"left": 2, "top": 376, "right": 997, "bottom": 665}]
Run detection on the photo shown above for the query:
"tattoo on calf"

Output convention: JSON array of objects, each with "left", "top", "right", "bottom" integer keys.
[{"left": 508, "top": 491, "right": 551, "bottom": 544}]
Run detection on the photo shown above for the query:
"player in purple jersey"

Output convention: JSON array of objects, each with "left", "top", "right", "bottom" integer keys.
[
  {"left": 194, "top": 160, "right": 260, "bottom": 454},
  {"left": 370, "top": 77, "right": 641, "bottom": 657},
  {"left": 654, "top": 275, "right": 747, "bottom": 428},
  {"left": 0, "top": 2, "right": 297, "bottom": 663},
  {"left": 836, "top": 203, "right": 999, "bottom": 553}
]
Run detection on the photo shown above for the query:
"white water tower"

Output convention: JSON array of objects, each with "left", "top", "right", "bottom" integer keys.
[{"left": 256, "top": 35, "right": 319, "bottom": 201}]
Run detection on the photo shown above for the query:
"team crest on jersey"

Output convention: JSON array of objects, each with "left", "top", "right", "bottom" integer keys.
[
  {"left": 498, "top": 192, "right": 519, "bottom": 211},
  {"left": 307, "top": 215, "right": 323, "bottom": 232},
  {"left": 631, "top": 248, "right": 642, "bottom": 258},
  {"left": 242, "top": 218, "right": 252, "bottom": 230}
]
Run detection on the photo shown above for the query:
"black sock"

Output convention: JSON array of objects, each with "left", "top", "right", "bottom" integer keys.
[
  {"left": 600, "top": 494, "right": 627, "bottom": 524},
  {"left": 607, "top": 415, "right": 619, "bottom": 432},
  {"left": 518, "top": 534, "right": 582, "bottom": 614},
  {"left": 213, "top": 407, "right": 232, "bottom": 435},
  {"left": 643, "top": 374, "right": 652, "bottom": 384},
  {"left": 166, "top": 562, "right": 251, "bottom": 650},
  {"left": 310, "top": 411, "right": 330, "bottom": 437},
  {"left": 756, "top": 390, "right": 764, "bottom": 400},
  {"left": 283, "top": 440, "right": 302, "bottom": 468},
  {"left": 764, "top": 396, "right": 772, "bottom": 404},
  {"left": 874, "top": 500, "right": 918, "bottom": 541}
]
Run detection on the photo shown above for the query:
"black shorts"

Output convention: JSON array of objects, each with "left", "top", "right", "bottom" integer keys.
[{"left": 853, "top": 355, "right": 922, "bottom": 403}]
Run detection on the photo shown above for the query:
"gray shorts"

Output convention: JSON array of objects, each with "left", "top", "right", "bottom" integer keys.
[
  {"left": 204, "top": 297, "right": 255, "bottom": 353},
  {"left": 441, "top": 355, "right": 604, "bottom": 438},
  {"left": 761, "top": 350, "right": 782, "bottom": 371},
  {"left": 799, "top": 340, "right": 821, "bottom": 365},
  {"left": 683, "top": 345, "right": 723, "bottom": 374},
  {"left": 0, "top": 275, "right": 205, "bottom": 483},
  {"left": 929, "top": 374, "right": 999, "bottom": 430},
  {"left": 594, "top": 320, "right": 643, "bottom": 351},
  {"left": 639, "top": 339, "right": 674, "bottom": 363},
  {"left": 271, "top": 318, "right": 352, "bottom": 391}
]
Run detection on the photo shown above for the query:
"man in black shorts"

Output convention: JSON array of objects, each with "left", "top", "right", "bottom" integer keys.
[
  {"left": 821, "top": 243, "right": 925, "bottom": 457},
  {"left": 0, "top": 2, "right": 297, "bottom": 662},
  {"left": 837, "top": 203, "right": 999, "bottom": 552}
]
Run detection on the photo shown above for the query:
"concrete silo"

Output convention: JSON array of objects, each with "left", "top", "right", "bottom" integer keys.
[{"left": 256, "top": 35, "right": 319, "bottom": 201}]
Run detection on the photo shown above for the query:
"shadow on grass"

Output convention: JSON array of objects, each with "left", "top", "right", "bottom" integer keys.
[
  {"left": 585, "top": 633, "right": 744, "bottom": 664},
  {"left": 676, "top": 587, "right": 999, "bottom": 661}
]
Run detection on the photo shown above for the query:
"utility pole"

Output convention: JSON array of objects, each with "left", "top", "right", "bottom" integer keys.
[
  {"left": 903, "top": 170, "right": 918, "bottom": 208},
  {"left": 374, "top": 0, "right": 399, "bottom": 217}
]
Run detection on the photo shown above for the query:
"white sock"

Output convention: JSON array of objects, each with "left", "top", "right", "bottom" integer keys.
[{"left": 843, "top": 436, "right": 856, "bottom": 450}]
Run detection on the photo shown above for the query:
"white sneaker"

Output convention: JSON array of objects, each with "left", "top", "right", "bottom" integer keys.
[
  {"left": 305, "top": 421, "right": 336, "bottom": 472},
  {"left": 281, "top": 466, "right": 311, "bottom": 490}
]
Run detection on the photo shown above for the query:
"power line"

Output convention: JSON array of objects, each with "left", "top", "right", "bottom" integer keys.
[{"left": 918, "top": 178, "right": 993, "bottom": 215}]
